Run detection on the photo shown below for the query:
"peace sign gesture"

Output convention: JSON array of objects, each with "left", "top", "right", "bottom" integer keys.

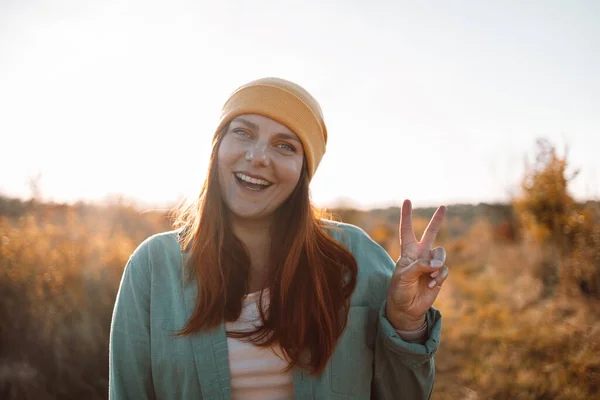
[{"left": 385, "top": 199, "right": 449, "bottom": 331}]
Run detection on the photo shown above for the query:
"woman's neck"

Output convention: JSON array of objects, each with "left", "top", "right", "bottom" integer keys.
[{"left": 230, "top": 216, "right": 272, "bottom": 292}]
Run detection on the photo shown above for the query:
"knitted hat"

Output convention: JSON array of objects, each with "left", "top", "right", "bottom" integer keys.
[{"left": 214, "top": 77, "right": 328, "bottom": 179}]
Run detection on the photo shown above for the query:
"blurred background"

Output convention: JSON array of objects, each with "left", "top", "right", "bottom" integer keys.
[{"left": 1, "top": 1, "right": 599, "bottom": 399}]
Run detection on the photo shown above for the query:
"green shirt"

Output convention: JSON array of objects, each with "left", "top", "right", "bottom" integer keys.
[{"left": 109, "top": 220, "right": 442, "bottom": 399}]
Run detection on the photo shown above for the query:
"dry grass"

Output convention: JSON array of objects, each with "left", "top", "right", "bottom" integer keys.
[
  {"left": 432, "top": 221, "right": 600, "bottom": 400},
  {"left": 0, "top": 199, "right": 598, "bottom": 399},
  {"left": 0, "top": 202, "right": 171, "bottom": 399}
]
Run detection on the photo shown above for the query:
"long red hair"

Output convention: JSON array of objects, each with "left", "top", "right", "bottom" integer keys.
[{"left": 172, "top": 125, "right": 358, "bottom": 374}]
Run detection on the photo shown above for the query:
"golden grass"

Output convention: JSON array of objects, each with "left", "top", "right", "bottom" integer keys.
[
  {"left": 0, "top": 201, "right": 598, "bottom": 399},
  {"left": 432, "top": 223, "right": 600, "bottom": 400}
]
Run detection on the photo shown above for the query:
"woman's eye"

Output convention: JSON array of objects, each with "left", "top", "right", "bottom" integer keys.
[
  {"left": 233, "top": 129, "right": 251, "bottom": 139},
  {"left": 277, "top": 143, "right": 296, "bottom": 152}
]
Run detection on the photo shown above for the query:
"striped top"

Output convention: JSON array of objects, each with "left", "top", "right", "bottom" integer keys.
[{"left": 225, "top": 290, "right": 293, "bottom": 400}]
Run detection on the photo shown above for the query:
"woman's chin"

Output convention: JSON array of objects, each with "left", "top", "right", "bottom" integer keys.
[{"left": 229, "top": 205, "right": 273, "bottom": 222}]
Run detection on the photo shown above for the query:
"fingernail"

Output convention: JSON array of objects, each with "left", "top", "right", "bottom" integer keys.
[
  {"left": 428, "top": 280, "right": 437, "bottom": 288},
  {"left": 430, "top": 259, "right": 443, "bottom": 267},
  {"left": 430, "top": 271, "right": 439, "bottom": 278}
]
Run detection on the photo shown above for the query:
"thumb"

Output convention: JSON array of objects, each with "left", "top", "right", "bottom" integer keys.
[
  {"left": 430, "top": 246, "right": 446, "bottom": 263},
  {"left": 396, "top": 258, "right": 444, "bottom": 282}
]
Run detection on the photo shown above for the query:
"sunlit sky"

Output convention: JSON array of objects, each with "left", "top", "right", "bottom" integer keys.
[{"left": 1, "top": 0, "right": 599, "bottom": 209}]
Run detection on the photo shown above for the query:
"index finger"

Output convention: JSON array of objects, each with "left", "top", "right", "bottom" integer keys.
[
  {"left": 399, "top": 199, "right": 417, "bottom": 249},
  {"left": 420, "top": 205, "right": 447, "bottom": 249}
]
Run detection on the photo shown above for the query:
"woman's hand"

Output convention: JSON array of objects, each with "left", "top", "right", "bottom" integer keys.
[{"left": 385, "top": 199, "right": 448, "bottom": 331}]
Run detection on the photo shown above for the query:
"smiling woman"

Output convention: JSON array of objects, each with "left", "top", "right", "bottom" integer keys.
[
  {"left": 109, "top": 77, "right": 448, "bottom": 400},
  {"left": 218, "top": 115, "right": 305, "bottom": 221}
]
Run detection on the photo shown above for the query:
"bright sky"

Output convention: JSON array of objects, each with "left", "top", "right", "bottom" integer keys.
[{"left": 1, "top": 0, "right": 599, "bottom": 209}]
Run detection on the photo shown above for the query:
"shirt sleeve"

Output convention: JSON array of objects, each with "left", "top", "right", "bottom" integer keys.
[
  {"left": 109, "top": 254, "right": 156, "bottom": 400},
  {"left": 341, "top": 223, "right": 442, "bottom": 400},
  {"left": 374, "top": 301, "right": 441, "bottom": 400}
]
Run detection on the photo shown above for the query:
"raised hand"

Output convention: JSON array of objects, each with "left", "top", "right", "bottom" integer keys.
[{"left": 385, "top": 199, "right": 448, "bottom": 331}]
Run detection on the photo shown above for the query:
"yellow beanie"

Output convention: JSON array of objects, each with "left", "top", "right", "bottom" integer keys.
[{"left": 214, "top": 77, "right": 328, "bottom": 179}]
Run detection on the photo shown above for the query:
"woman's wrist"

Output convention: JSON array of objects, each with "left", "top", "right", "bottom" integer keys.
[
  {"left": 395, "top": 319, "right": 428, "bottom": 343},
  {"left": 389, "top": 313, "right": 426, "bottom": 331},
  {"left": 385, "top": 303, "right": 426, "bottom": 331},
  {"left": 384, "top": 305, "right": 428, "bottom": 342}
]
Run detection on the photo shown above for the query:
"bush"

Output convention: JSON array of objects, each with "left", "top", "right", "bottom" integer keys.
[
  {"left": 514, "top": 138, "right": 600, "bottom": 298},
  {"left": 0, "top": 204, "right": 171, "bottom": 400}
]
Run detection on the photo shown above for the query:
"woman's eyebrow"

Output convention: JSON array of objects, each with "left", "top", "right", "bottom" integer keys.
[
  {"left": 233, "top": 117, "right": 259, "bottom": 131},
  {"left": 275, "top": 132, "right": 302, "bottom": 143}
]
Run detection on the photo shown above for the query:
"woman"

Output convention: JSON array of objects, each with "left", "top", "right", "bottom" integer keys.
[{"left": 109, "top": 77, "right": 448, "bottom": 400}]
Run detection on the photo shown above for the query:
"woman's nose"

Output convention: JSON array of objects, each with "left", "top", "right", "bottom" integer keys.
[{"left": 245, "top": 143, "right": 271, "bottom": 167}]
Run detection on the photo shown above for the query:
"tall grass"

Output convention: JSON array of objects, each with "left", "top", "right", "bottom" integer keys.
[
  {"left": 0, "top": 202, "right": 171, "bottom": 399},
  {"left": 1, "top": 137, "right": 599, "bottom": 399}
]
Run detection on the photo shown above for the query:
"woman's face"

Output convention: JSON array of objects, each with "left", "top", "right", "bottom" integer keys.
[{"left": 217, "top": 114, "right": 305, "bottom": 222}]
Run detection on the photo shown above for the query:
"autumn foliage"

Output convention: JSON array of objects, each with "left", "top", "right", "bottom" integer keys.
[
  {"left": 514, "top": 139, "right": 600, "bottom": 298},
  {"left": 1, "top": 139, "right": 599, "bottom": 399}
]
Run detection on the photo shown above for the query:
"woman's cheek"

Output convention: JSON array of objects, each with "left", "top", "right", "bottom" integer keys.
[{"left": 285, "top": 156, "right": 304, "bottom": 182}]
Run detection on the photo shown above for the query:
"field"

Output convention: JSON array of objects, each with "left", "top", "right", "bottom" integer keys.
[
  {"left": 1, "top": 193, "right": 598, "bottom": 399},
  {"left": 2, "top": 141, "right": 600, "bottom": 400}
]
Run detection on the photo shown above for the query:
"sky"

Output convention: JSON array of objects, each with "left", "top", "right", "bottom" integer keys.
[{"left": 1, "top": 0, "right": 599, "bottom": 209}]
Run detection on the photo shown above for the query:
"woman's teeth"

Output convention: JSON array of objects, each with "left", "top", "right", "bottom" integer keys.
[{"left": 235, "top": 172, "right": 272, "bottom": 187}]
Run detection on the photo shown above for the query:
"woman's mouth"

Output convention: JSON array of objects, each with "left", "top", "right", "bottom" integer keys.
[{"left": 234, "top": 172, "right": 273, "bottom": 191}]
